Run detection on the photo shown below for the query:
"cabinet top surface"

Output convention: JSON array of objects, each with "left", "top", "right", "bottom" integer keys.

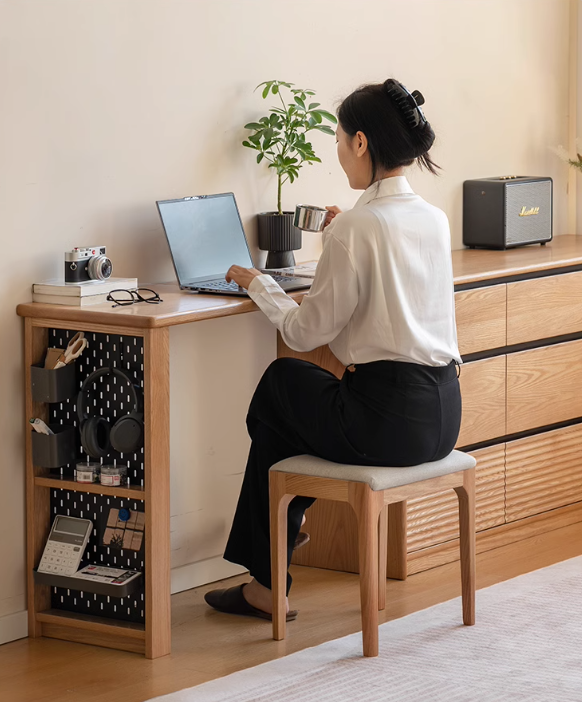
[{"left": 17, "top": 235, "right": 582, "bottom": 329}]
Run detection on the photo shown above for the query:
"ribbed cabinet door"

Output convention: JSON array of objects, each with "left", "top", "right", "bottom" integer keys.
[
  {"left": 505, "top": 424, "right": 582, "bottom": 522},
  {"left": 407, "top": 444, "right": 505, "bottom": 552}
]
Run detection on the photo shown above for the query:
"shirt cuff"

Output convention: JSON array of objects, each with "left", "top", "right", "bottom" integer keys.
[{"left": 248, "top": 273, "right": 277, "bottom": 294}]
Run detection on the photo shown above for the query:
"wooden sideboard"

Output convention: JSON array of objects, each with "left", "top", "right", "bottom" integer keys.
[{"left": 284, "top": 236, "right": 582, "bottom": 579}]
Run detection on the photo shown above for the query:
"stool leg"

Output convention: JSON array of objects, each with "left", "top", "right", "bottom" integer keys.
[
  {"left": 454, "top": 468, "right": 476, "bottom": 626},
  {"left": 269, "top": 472, "right": 294, "bottom": 641},
  {"left": 386, "top": 501, "right": 408, "bottom": 580},
  {"left": 378, "top": 505, "right": 388, "bottom": 611},
  {"left": 349, "top": 483, "right": 384, "bottom": 657}
]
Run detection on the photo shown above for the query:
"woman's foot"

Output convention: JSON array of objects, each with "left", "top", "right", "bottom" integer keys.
[
  {"left": 294, "top": 513, "right": 310, "bottom": 550},
  {"left": 243, "top": 578, "right": 289, "bottom": 614},
  {"left": 204, "top": 581, "right": 298, "bottom": 621}
]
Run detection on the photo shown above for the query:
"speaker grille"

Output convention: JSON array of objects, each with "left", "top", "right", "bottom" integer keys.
[{"left": 505, "top": 181, "right": 552, "bottom": 245}]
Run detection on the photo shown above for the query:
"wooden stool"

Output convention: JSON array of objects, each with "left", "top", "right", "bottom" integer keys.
[{"left": 269, "top": 450, "right": 477, "bottom": 657}]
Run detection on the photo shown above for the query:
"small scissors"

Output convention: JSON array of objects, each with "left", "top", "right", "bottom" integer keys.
[{"left": 53, "top": 332, "right": 88, "bottom": 369}]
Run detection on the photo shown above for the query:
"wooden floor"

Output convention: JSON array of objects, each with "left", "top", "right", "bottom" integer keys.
[{"left": 2, "top": 520, "right": 582, "bottom": 702}]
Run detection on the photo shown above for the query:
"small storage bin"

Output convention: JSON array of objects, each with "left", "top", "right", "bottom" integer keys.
[
  {"left": 31, "top": 424, "right": 76, "bottom": 468},
  {"left": 31, "top": 362, "right": 77, "bottom": 403}
]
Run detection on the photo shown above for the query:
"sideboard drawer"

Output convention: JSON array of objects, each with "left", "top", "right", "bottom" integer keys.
[
  {"left": 455, "top": 284, "right": 506, "bottom": 355},
  {"left": 507, "top": 271, "right": 582, "bottom": 345},
  {"left": 457, "top": 356, "right": 506, "bottom": 446},
  {"left": 506, "top": 424, "right": 582, "bottom": 521},
  {"left": 507, "top": 339, "right": 582, "bottom": 434},
  {"left": 407, "top": 443, "right": 505, "bottom": 552}
]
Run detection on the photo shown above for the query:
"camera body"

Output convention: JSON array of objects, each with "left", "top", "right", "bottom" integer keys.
[{"left": 65, "top": 246, "right": 112, "bottom": 283}]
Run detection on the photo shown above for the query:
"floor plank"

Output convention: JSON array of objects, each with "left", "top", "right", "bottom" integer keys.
[{"left": 1, "top": 520, "right": 581, "bottom": 702}]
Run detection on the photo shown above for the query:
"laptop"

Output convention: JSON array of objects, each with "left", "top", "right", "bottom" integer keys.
[{"left": 156, "top": 192, "right": 313, "bottom": 296}]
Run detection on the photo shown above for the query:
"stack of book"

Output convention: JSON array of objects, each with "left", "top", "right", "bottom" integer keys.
[{"left": 32, "top": 278, "right": 138, "bottom": 306}]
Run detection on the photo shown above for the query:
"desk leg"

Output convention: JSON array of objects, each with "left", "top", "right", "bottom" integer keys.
[{"left": 144, "top": 327, "right": 171, "bottom": 659}]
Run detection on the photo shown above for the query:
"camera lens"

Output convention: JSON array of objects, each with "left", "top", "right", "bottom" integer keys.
[{"left": 87, "top": 254, "right": 113, "bottom": 280}]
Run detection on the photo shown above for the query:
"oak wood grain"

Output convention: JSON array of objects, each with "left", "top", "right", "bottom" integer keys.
[
  {"left": 451, "top": 234, "right": 582, "bottom": 286},
  {"left": 34, "top": 477, "right": 146, "bottom": 501},
  {"left": 276, "top": 334, "right": 345, "bottom": 378},
  {"left": 455, "top": 284, "right": 506, "bottom": 355},
  {"left": 407, "top": 444, "right": 505, "bottom": 552},
  {"left": 457, "top": 356, "right": 506, "bottom": 446},
  {"left": 2, "top": 523, "right": 579, "bottom": 702},
  {"left": 506, "top": 339, "right": 582, "bottom": 434},
  {"left": 507, "top": 270, "right": 582, "bottom": 345},
  {"left": 407, "top": 501, "right": 582, "bottom": 575},
  {"left": 16, "top": 236, "right": 582, "bottom": 330},
  {"left": 25, "top": 319, "right": 50, "bottom": 637},
  {"left": 505, "top": 423, "right": 582, "bottom": 522},
  {"left": 143, "top": 327, "right": 171, "bottom": 659}
]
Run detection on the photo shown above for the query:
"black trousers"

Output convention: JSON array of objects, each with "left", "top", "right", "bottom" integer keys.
[{"left": 224, "top": 357, "right": 462, "bottom": 593}]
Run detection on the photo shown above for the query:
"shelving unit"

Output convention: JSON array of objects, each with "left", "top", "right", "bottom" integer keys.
[{"left": 21, "top": 317, "right": 170, "bottom": 658}]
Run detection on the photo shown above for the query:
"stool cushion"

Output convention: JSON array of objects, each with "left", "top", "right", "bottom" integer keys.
[{"left": 271, "top": 450, "right": 476, "bottom": 492}]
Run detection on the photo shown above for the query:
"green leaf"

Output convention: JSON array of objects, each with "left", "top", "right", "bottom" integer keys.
[
  {"left": 257, "top": 153, "right": 264, "bottom": 164},
  {"left": 272, "top": 84, "right": 279, "bottom": 94},
  {"left": 314, "top": 125, "right": 336, "bottom": 136},
  {"left": 244, "top": 122, "right": 263, "bottom": 130},
  {"left": 317, "top": 110, "right": 337, "bottom": 123},
  {"left": 308, "top": 103, "right": 321, "bottom": 110},
  {"left": 294, "top": 96, "right": 306, "bottom": 110},
  {"left": 242, "top": 140, "right": 254, "bottom": 149},
  {"left": 262, "top": 84, "right": 270, "bottom": 99},
  {"left": 310, "top": 110, "right": 323, "bottom": 123}
]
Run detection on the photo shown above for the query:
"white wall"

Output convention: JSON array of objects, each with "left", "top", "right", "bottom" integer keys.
[{"left": 0, "top": 0, "right": 571, "bottom": 643}]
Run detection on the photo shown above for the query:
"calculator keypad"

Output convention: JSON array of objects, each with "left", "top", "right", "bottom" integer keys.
[{"left": 38, "top": 543, "right": 83, "bottom": 576}]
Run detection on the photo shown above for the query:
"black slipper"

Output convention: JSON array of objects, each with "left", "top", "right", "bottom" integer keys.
[
  {"left": 294, "top": 531, "right": 310, "bottom": 550},
  {"left": 204, "top": 584, "right": 298, "bottom": 622}
]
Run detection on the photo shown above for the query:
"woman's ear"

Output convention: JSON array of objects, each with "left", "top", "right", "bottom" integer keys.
[{"left": 355, "top": 130, "right": 368, "bottom": 158}]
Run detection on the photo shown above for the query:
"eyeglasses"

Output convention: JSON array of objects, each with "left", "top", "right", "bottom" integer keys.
[{"left": 107, "top": 288, "right": 163, "bottom": 308}]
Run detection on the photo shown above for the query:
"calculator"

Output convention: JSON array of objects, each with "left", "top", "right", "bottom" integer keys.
[{"left": 38, "top": 515, "right": 92, "bottom": 576}]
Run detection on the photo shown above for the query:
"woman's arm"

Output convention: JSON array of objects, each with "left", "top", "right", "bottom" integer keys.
[{"left": 242, "top": 233, "right": 358, "bottom": 353}]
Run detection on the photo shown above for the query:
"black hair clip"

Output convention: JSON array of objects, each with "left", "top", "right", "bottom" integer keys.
[{"left": 384, "top": 79, "right": 427, "bottom": 129}]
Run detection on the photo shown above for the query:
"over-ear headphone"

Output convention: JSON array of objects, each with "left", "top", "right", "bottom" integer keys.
[{"left": 76, "top": 367, "right": 144, "bottom": 458}]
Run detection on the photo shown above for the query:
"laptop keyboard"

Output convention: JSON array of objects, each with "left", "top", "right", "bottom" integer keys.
[{"left": 189, "top": 275, "right": 305, "bottom": 292}]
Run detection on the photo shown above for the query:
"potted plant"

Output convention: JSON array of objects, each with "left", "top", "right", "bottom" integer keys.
[{"left": 243, "top": 80, "right": 337, "bottom": 267}]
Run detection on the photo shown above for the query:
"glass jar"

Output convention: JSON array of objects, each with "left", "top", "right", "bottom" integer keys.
[
  {"left": 76, "top": 462, "right": 100, "bottom": 483},
  {"left": 100, "top": 464, "right": 127, "bottom": 487}
]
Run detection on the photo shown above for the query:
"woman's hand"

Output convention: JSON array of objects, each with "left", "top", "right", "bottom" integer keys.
[
  {"left": 325, "top": 206, "right": 342, "bottom": 227},
  {"left": 226, "top": 265, "right": 263, "bottom": 289}
]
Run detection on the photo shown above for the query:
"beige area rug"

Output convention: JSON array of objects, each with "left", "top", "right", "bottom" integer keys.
[{"left": 150, "top": 557, "right": 582, "bottom": 701}]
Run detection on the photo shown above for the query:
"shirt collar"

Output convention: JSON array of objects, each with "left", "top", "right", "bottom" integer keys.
[{"left": 353, "top": 176, "right": 415, "bottom": 208}]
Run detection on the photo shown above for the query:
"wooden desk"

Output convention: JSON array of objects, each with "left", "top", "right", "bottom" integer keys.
[{"left": 17, "top": 235, "right": 582, "bottom": 657}]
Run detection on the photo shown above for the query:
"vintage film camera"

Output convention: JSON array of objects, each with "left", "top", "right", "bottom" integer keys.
[{"left": 65, "top": 246, "right": 112, "bottom": 283}]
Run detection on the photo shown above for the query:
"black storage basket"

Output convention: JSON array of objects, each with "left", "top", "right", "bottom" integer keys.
[
  {"left": 31, "top": 363, "right": 77, "bottom": 403},
  {"left": 31, "top": 424, "right": 76, "bottom": 468}
]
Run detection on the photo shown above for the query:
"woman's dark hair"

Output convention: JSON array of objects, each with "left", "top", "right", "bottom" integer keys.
[{"left": 337, "top": 79, "right": 440, "bottom": 184}]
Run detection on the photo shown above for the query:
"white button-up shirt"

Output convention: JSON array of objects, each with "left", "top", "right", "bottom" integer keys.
[{"left": 248, "top": 176, "right": 461, "bottom": 367}]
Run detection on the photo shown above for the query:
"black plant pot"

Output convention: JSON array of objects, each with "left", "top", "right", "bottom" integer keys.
[{"left": 257, "top": 212, "right": 302, "bottom": 268}]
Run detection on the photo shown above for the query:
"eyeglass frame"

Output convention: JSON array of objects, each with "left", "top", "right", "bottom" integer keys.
[{"left": 106, "top": 287, "right": 164, "bottom": 308}]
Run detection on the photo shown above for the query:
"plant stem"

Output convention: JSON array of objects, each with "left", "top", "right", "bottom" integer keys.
[{"left": 277, "top": 174, "right": 282, "bottom": 215}]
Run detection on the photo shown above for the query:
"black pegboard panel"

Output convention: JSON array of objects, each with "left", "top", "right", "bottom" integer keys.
[
  {"left": 47, "top": 329, "right": 145, "bottom": 487},
  {"left": 46, "top": 329, "right": 146, "bottom": 624},
  {"left": 50, "top": 489, "right": 145, "bottom": 623}
]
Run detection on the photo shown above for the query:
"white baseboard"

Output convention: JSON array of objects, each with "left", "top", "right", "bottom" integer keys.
[
  {"left": 171, "top": 556, "right": 248, "bottom": 594},
  {"left": 0, "top": 610, "right": 28, "bottom": 646}
]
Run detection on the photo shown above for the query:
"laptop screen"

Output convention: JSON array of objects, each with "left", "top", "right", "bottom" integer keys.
[{"left": 157, "top": 193, "right": 254, "bottom": 285}]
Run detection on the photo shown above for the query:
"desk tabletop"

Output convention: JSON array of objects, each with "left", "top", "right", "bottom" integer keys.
[{"left": 17, "top": 235, "right": 582, "bottom": 329}]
